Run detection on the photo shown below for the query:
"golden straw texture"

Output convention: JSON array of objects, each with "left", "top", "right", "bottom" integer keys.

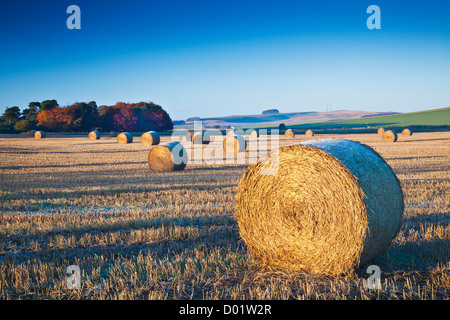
[
  {"left": 235, "top": 138, "right": 403, "bottom": 276},
  {"left": 148, "top": 141, "right": 188, "bottom": 172},
  {"left": 141, "top": 131, "right": 160, "bottom": 146}
]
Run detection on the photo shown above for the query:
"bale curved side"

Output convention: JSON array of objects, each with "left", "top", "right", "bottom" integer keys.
[
  {"left": 141, "top": 131, "right": 160, "bottom": 146},
  {"left": 235, "top": 138, "right": 403, "bottom": 276},
  {"left": 117, "top": 132, "right": 133, "bottom": 144},
  {"left": 148, "top": 141, "right": 188, "bottom": 172}
]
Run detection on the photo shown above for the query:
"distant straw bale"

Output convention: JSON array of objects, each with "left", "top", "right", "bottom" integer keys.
[
  {"left": 378, "top": 128, "right": 385, "bottom": 135},
  {"left": 305, "top": 129, "right": 314, "bottom": 137},
  {"left": 223, "top": 135, "right": 247, "bottom": 154},
  {"left": 401, "top": 128, "right": 412, "bottom": 136},
  {"left": 141, "top": 131, "right": 160, "bottom": 146},
  {"left": 148, "top": 141, "right": 188, "bottom": 172},
  {"left": 117, "top": 132, "right": 133, "bottom": 144},
  {"left": 34, "top": 131, "right": 46, "bottom": 139},
  {"left": 382, "top": 130, "right": 398, "bottom": 142},
  {"left": 235, "top": 138, "right": 404, "bottom": 276},
  {"left": 88, "top": 130, "right": 100, "bottom": 140},
  {"left": 192, "top": 131, "right": 210, "bottom": 144},
  {"left": 284, "top": 129, "right": 295, "bottom": 138},
  {"left": 29, "top": 130, "right": 37, "bottom": 137},
  {"left": 108, "top": 131, "right": 117, "bottom": 137}
]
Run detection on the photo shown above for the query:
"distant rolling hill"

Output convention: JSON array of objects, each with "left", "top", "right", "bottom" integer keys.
[
  {"left": 282, "top": 107, "right": 450, "bottom": 131},
  {"left": 181, "top": 110, "right": 398, "bottom": 128}
]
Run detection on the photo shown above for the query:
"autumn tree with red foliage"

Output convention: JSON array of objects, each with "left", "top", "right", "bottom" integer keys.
[{"left": 98, "top": 102, "right": 173, "bottom": 132}]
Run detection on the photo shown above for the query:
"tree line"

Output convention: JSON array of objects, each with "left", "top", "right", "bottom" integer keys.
[{"left": 0, "top": 100, "right": 173, "bottom": 133}]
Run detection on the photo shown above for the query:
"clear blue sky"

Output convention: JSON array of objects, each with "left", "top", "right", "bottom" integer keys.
[{"left": 1, "top": 0, "right": 449, "bottom": 120}]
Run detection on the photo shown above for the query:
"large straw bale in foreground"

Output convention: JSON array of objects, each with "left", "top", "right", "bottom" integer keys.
[
  {"left": 117, "top": 132, "right": 133, "bottom": 144},
  {"left": 284, "top": 129, "right": 295, "bottom": 138},
  {"left": 148, "top": 141, "right": 188, "bottom": 172},
  {"left": 34, "top": 131, "right": 46, "bottom": 139},
  {"left": 223, "top": 135, "right": 247, "bottom": 153},
  {"left": 235, "top": 138, "right": 403, "bottom": 276},
  {"left": 382, "top": 130, "right": 398, "bottom": 142},
  {"left": 89, "top": 130, "right": 100, "bottom": 140},
  {"left": 141, "top": 131, "right": 160, "bottom": 146}
]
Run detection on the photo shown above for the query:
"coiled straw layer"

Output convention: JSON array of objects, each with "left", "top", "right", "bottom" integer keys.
[{"left": 235, "top": 138, "right": 403, "bottom": 276}]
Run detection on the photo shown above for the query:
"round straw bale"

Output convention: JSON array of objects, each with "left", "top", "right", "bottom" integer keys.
[
  {"left": 227, "top": 130, "right": 235, "bottom": 136},
  {"left": 192, "top": 131, "right": 210, "bottom": 144},
  {"left": 223, "top": 135, "right": 247, "bottom": 153},
  {"left": 305, "top": 129, "right": 314, "bottom": 137},
  {"left": 401, "top": 128, "right": 412, "bottom": 136},
  {"left": 377, "top": 128, "right": 385, "bottom": 135},
  {"left": 108, "top": 131, "right": 117, "bottom": 137},
  {"left": 88, "top": 130, "right": 100, "bottom": 140},
  {"left": 29, "top": 129, "right": 37, "bottom": 137},
  {"left": 285, "top": 129, "right": 295, "bottom": 138},
  {"left": 34, "top": 131, "right": 46, "bottom": 139},
  {"left": 148, "top": 141, "right": 188, "bottom": 172},
  {"left": 249, "top": 129, "right": 259, "bottom": 138},
  {"left": 117, "top": 132, "right": 133, "bottom": 144},
  {"left": 382, "top": 130, "right": 398, "bottom": 142},
  {"left": 141, "top": 131, "right": 160, "bottom": 146},
  {"left": 235, "top": 138, "right": 403, "bottom": 276}
]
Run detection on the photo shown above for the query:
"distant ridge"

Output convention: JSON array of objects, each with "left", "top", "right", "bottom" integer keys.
[{"left": 178, "top": 110, "right": 399, "bottom": 128}]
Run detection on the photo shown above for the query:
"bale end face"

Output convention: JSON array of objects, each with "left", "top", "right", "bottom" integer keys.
[{"left": 378, "top": 128, "right": 385, "bottom": 135}]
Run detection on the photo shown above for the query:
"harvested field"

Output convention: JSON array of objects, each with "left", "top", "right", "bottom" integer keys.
[{"left": 0, "top": 132, "right": 449, "bottom": 300}]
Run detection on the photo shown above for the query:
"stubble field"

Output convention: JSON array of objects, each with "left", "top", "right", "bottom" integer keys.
[{"left": 0, "top": 131, "right": 448, "bottom": 299}]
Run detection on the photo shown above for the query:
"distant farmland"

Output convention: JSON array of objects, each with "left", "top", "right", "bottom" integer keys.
[{"left": 279, "top": 107, "right": 450, "bottom": 132}]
